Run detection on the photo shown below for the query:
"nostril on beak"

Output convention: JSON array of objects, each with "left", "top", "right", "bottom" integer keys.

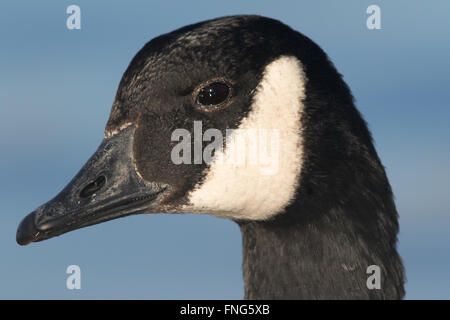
[{"left": 79, "top": 175, "right": 107, "bottom": 198}]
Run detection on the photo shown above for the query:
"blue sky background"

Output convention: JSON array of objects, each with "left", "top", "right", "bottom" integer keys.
[{"left": 0, "top": 0, "right": 449, "bottom": 299}]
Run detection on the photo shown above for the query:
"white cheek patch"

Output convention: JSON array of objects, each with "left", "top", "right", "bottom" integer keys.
[{"left": 183, "top": 56, "right": 306, "bottom": 220}]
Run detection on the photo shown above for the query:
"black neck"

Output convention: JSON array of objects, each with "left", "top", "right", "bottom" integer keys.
[{"left": 238, "top": 203, "right": 405, "bottom": 299}]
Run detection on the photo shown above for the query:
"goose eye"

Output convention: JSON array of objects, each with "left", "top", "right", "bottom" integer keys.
[{"left": 196, "top": 82, "right": 230, "bottom": 107}]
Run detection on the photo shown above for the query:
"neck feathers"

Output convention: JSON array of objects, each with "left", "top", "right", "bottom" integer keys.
[{"left": 238, "top": 184, "right": 405, "bottom": 299}]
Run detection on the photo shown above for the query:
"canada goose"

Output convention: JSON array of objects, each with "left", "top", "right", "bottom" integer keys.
[{"left": 16, "top": 15, "right": 405, "bottom": 299}]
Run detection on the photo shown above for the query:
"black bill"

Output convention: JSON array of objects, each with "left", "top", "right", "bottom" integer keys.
[{"left": 16, "top": 125, "right": 168, "bottom": 245}]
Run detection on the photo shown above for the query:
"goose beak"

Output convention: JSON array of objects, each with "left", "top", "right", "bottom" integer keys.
[{"left": 16, "top": 125, "right": 168, "bottom": 245}]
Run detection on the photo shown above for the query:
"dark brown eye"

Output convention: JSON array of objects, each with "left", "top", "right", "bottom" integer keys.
[{"left": 196, "top": 82, "right": 230, "bottom": 107}]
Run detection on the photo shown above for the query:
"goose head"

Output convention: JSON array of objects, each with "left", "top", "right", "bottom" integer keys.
[{"left": 16, "top": 15, "right": 404, "bottom": 299}]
